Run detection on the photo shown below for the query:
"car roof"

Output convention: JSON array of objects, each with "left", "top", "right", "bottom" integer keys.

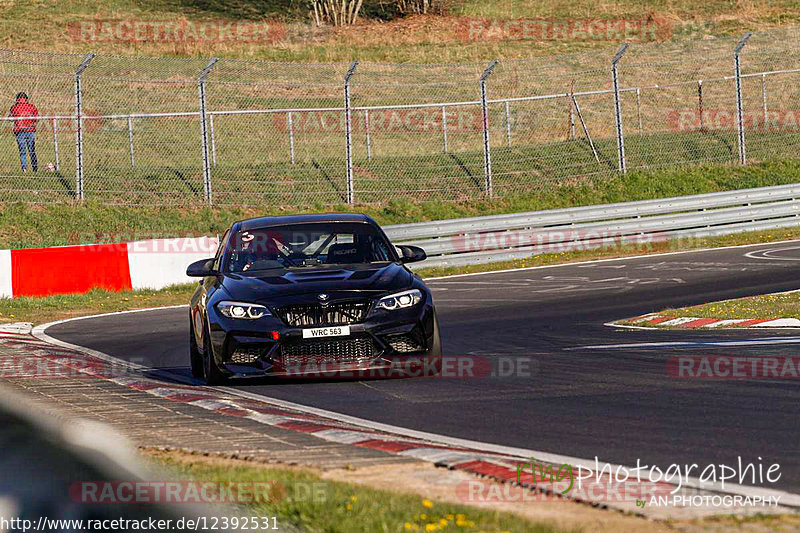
[{"left": 234, "top": 213, "right": 378, "bottom": 232}]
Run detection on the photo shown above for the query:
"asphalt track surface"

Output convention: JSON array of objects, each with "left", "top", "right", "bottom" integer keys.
[{"left": 47, "top": 242, "right": 800, "bottom": 493}]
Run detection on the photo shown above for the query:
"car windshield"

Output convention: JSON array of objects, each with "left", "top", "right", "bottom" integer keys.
[{"left": 224, "top": 222, "right": 396, "bottom": 273}]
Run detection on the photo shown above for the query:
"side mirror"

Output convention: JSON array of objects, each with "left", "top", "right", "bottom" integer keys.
[
  {"left": 186, "top": 258, "right": 217, "bottom": 277},
  {"left": 398, "top": 245, "right": 427, "bottom": 264}
]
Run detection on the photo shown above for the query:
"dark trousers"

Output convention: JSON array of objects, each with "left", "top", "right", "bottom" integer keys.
[{"left": 15, "top": 131, "right": 37, "bottom": 171}]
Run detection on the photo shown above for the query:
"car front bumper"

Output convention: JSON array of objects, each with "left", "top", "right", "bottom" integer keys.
[{"left": 208, "top": 303, "right": 439, "bottom": 379}]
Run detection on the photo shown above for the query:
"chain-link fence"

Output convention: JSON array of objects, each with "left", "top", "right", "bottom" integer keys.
[{"left": 1, "top": 27, "right": 799, "bottom": 207}]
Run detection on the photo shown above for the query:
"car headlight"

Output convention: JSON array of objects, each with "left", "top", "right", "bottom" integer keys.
[
  {"left": 217, "top": 301, "right": 270, "bottom": 320},
  {"left": 376, "top": 289, "right": 422, "bottom": 311}
]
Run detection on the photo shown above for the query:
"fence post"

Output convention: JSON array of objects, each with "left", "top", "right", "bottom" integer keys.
[
  {"left": 568, "top": 93, "right": 575, "bottom": 140},
  {"left": 74, "top": 52, "right": 95, "bottom": 202},
  {"left": 635, "top": 87, "right": 642, "bottom": 136},
  {"left": 52, "top": 118, "right": 60, "bottom": 172},
  {"left": 504, "top": 100, "right": 512, "bottom": 147},
  {"left": 571, "top": 94, "right": 600, "bottom": 163},
  {"left": 441, "top": 105, "right": 449, "bottom": 153},
  {"left": 127, "top": 116, "right": 135, "bottom": 167},
  {"left": 209, "top": 113, "right": 217, "bottom": 166},
  {"left": 365, "top": 109, "right": 372, "bottom": 161},
  {"left": 287, "top": 112, "right": 295, "bottom": 165},
  {"left": 761, "top": 73, "right": 768, "bottom": 127},
  {"left": 480, "top": 59, "right": 498, "bottom": 198},
  {"left": 698, "top": 80, "right": 704, "bottom": 131},
  {"left": 734, "top": 32, "right": 752, "bottom": 165},
  {"left": 198, "top": 57, "right": 218, "bottom": 205},
  {"left": 611, "top": 44, "right": 628, "bottom": 173},
  {"left": 343, "top": 61, "right": 359, "bottom": 205}
]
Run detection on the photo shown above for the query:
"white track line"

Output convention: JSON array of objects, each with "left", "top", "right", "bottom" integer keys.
[
  {"left": 745, "top": 246, "right": 800, "bottom": 261},
  {"left": 31, "top": 308, "right": 800, "bottom": 507},
  {"left": 567, "top": 337, "right": 800, "bottom": 351},
  {"left": 32, "top": 305, "right": 192, "bottom": 383}
]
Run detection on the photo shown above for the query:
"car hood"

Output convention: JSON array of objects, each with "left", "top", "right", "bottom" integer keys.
[{"left": 219, "top": 262, "right": 414, "bottom": 305}]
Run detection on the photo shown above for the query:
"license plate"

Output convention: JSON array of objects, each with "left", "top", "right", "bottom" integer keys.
[{"left": 302, "top": 325, "right": 350, "bottom": 339}]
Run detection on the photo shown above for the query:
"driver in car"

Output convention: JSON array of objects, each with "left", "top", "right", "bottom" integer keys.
[{"left": 230, "top": 231, "right": 281, "bottom": 272}]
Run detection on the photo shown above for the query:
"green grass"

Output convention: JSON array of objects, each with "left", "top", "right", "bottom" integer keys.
[
  {"left": 645, "top": 291, "right": 800, "bottom": 321},
  {"left": 3, "top": 157, "right": 800, "bottom": 250},
  {"left": 147, "top": 451, "right": 565, "bottom": 533}
]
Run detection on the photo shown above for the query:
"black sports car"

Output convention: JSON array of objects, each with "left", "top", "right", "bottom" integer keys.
[{"left": 186, "top": 213, "right": 441, "bottom": 384}]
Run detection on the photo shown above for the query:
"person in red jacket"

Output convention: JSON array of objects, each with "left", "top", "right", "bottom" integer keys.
[{"left": 9, "top": 92, "right": 38, "bottom": 172}]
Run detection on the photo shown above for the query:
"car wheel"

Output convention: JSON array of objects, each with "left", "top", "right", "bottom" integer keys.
[
  {"left": 424, "top": 313, "right": 443, "bottom": 376},
  {"left": 202, "top": 325, "right": 226, "bottom": 385},
  {"left": 189, "top": 315, "right": 204, "bottom": 379}
]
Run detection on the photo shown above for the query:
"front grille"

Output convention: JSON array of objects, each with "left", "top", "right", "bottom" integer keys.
[
  {"left": 386, "top": 334, "right": 424, "bottom": 353},
  {"left": 277, "top": 336, "right": 375, "bottom": 369},
  {"left": 276, "top": 300, "right": 370, "bottom": 327}
]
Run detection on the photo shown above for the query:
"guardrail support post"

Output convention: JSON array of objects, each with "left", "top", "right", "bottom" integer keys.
[
  {"left": 344, "top": 61, "right": 359, "bottom": 205},
  {"left": 74, "top": 52, "right": 95, "bottom": 202},
  {"left": 480, "top": 59, "right": 499, "bottom": 198},
  {"left": 198, "top": 57, "right": 218, "bottom": 205},
  {"left": 611, "top": 44, "right": 628, "bottom": 173},
  {"left": 734, "top": 32, "right": 752, "bottom": 165}
]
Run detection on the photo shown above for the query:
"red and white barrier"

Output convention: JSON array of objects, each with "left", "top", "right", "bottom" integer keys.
[
  {"left": 0, "top": 237, "right": 219, "bottom": 298},
  {"left": 0, "top": 250, "right": 11, "bottom": 299},
  {"left": 618, "top": 313, "right": 800, "bottom": 329}
]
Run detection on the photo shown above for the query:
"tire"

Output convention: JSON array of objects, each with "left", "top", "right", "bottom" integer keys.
[
  {"left": 201, "top": 324, "right": 226, "bottom": 385},
  {"left": 189, "top": 315, "right": 204, "bottom": 379},
  {"left": 423, "top": 313, "right": 443, "bottom": 376}
]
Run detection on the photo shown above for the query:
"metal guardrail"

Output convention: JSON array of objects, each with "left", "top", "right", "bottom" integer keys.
[{"left": 386, "top": 183, "right": 800, "bottom": 268}]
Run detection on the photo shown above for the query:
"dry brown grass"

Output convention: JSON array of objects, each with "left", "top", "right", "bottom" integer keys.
[{"left": 3, "top": 1, "right": 800, "bottom": 62}]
